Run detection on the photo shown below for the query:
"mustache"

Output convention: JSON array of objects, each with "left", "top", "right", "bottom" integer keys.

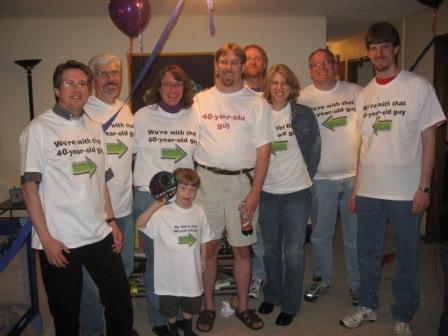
[{"left": 105, "top": 81, "right": 118, "bottom": 87}]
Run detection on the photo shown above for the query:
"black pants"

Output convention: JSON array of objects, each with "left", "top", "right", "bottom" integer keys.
[{"left": 39, "top": 234, "right": 133, "bottom": 336}]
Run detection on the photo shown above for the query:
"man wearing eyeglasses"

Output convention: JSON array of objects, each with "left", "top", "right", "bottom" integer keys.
[
  {"left": 193, "top": 43, "right": 272, "bottom": 331},
  {"left": 20, "top": 60, "right": 134, "bottom": 335},
  {"left": 80, "top": 54, "right": 136, "bottom": 336},
  {"left": 298, "top": 48, "right": 362, "bottom": 306}
]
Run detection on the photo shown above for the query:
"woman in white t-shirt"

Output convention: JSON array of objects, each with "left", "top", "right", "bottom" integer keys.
[
  {"left": 132, "top": 65, "right": 199, "bottom": 335},
  {"left": 257, "top": 64, "right": 320, "bottom": 327}
]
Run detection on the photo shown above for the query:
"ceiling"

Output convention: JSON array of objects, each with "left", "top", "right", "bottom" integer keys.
[{"left": 0, "top": 0, "right": 431, "bottom": 41}]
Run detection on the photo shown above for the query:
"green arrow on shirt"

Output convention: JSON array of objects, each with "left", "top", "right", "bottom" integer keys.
[
  {"left": 72, "top": 156, "right": 97, "bottom": 177},
  {"left": 106, "top": 139, "right": 128, "bottom": 158},
  {"left": 271, "top": 141, "right": 288, "bottom": 154},
  {"left": 372, "top": 117, "right": 392, "bottom": 135},
  {"left": 178, "top": 233, "right": 196, "bottom": 246},
  {"left": 161, "top": 145, "right": 187, "bottom": 163},
  {"left": 322, "top": 115, "right": 347, "bottom": 131}
]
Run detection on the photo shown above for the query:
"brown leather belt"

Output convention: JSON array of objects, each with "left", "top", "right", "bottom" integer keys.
[{"left": 195, "top": 162, "right": 254, "bottom": 185}]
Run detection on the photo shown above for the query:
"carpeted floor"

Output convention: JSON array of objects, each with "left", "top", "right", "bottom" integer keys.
[{"left": 23, "top": 224, "right": 444, "bottom": 336}]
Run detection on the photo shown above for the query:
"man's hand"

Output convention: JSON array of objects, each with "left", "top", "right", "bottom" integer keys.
[
  {"left": 244, "top": 191, "right": 260, "bottom": 224},
  {"left": 348, "top": 190, "right": 357, "bottom": 213},
  {"left": 411, "top": 190, "right": 430, "bottom": 214},
  {"left": 42, "top": 237, "right": 70, "bottom": 268},
  {"left": 109, "top": 221, "right": 123, "bottom": 253}
]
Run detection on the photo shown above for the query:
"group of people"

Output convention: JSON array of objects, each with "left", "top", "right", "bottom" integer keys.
[{"left": 19, "top": 20, "right": 445, "bottom": 336}]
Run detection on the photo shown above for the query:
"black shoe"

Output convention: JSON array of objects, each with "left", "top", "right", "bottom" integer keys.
[
  {"left": 275, "top": 312, "right": 295, "bottom": 326},
  {"left": 152, "top": 325, "right": 169, "bottom": 336},
  {"left": 258, "top": 301, "right": 275, "bottom": 314}
]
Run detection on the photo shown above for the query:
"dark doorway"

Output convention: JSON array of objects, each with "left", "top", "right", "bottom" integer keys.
[{"left": 425, "top": 33, "right": 448, "bottom": 243}]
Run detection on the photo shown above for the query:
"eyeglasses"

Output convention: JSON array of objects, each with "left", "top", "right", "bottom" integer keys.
[
  {"left": 95, "top": 70, "right": 121, "bottom": 78},
  {"left": 309, "top": 60, "right": 335, "bottom": 68},
  {"left": 218, "top": 59, "right": 241, "bottom": 66},
  {"left": 61, "top": 80, "right": 89, "bottom": 89},
  {"left": 161, "top": 82, "right": 183, "bottom": 89}
]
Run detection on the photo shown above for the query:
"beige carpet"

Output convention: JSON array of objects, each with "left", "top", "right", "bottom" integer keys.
[{"left": 23, "top": 225, "right": 443, "bottom": 336}]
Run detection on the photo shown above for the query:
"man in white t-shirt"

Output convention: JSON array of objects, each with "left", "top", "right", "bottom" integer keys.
[
  {"left": 340, "top": 22, "right": 446, "bottom": 336},
  {"left": 80, "top": 54, "right": 136, "bottom": 336},
  {"left": 20, "top": 60, "right": 133, "bottom": 335},
  {"left": 243, "top": 44, "right": 269, "bottom": 300},
  {"left": 193, "top": 43, "right": 272, "bottom": 331},
  {"left": 298, "top": 48, "right": 361, "bottom": 305}
]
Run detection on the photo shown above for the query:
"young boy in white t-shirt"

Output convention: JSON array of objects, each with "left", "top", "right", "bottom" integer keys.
[{"left": 137, "top": 168, "right": 212, "bottom": 336}]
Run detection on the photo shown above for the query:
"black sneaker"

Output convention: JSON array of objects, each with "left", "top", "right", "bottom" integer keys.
[
  {"left": 303, "top": 278, "right": 329, "bottom": 302},
  {"left": 152, "top": 325, "right": 169, "bottom": 336}
]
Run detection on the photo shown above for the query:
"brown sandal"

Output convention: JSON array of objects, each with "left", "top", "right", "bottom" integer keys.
[
  {"left": 235, "top": 309, "right": 264, "bottom": 330},
  {"left": 196, "top": 310, "right": 216, "bottom": 332}
]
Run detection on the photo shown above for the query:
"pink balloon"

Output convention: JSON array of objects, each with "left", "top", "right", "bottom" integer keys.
[{"left": 109, "top": 0, "right": 151, "bottom": 38}]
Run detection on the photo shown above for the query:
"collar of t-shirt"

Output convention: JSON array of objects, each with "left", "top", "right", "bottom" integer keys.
[
  {"left": 159, "top": 100, "right": 182, "bottom": 114},
  {"left": 52, "top": 103, "right": 85, "bottom": 120},
  {"left": 375, "top": 75, "right": 398, "bottom": 85}
]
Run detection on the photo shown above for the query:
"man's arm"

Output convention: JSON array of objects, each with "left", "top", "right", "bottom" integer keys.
[
  {"left": 349, "top": 143, "right": 362, "bottom": 213},
  {"left": 200, "top": 242, "right": 207, "bottom": 273},
  {"left": 104, "top": 184, "right": 123, "bottom": 253},
  {"left": 22, "top": 181, "right": 70, "bottom": 268},
  {"left": 412, "top": 125, "right": 437, "bottom": 214},
  {"left": 244, "top": 143, "right": 271, "bottom": 221}
]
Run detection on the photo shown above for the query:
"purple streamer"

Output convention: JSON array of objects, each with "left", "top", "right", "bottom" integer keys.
[
  {"left": 207, "top": 0, "right": 216, "bottom": 37},
  {"left": 124, "top": 0, "right": 185, "bottom": 106}
]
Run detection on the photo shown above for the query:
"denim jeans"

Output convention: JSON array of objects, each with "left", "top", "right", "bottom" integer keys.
[
  {"left": 40, "top": 235, "right": 133, "bottom": 336},
  {"left": 80, "top": 214, "right": 135, "bottom": 335},
  {"left": 259, "top": 188, "right": 311, "bottom": 314},
  {"left": 133, "top": 188, "right": 167, "bottom": 328},
  {"left": 251, "top": 225, "right": 266, "bottom": 280},
  {"left": 310, "top": 177, "right": 359, "bottom": 289},
  {"left": 356, "top": 196, "right": 421, "bottom": 322}
]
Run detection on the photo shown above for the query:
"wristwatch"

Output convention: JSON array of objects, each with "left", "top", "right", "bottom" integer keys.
[
  {"left": 420, "top": 186, "right": 430, "bottom": 194},
  {"left": 106, "top": 217, "right": 117, "bottom": 224}
]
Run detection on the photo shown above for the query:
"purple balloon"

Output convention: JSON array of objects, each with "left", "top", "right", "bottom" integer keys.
[{"left": 109, "top": 0, "right": 151, "bottom": 38}]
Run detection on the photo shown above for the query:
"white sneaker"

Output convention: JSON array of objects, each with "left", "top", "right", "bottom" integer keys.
[
  {"left": 340, "top": 306, "right": 378, "bottom": 328},
  {"left": 249, "top": 278, "right": 264, "bottom": 299},
  {"left": 392, "top": 321, "right": 413, "bottom": 336}
]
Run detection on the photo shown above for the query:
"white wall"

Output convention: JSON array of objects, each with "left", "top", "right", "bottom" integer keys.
[{"left": 0, "top": 14, "right": 326, "bottom": 191}]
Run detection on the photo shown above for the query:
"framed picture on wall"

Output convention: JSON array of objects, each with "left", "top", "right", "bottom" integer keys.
[{"left": 127, "top": 52, "right": 215, "bottom": 113}]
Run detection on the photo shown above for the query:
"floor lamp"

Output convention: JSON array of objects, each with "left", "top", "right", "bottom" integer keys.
[{"left": 14, "top": 59, "right": 41, "bottom": 120}]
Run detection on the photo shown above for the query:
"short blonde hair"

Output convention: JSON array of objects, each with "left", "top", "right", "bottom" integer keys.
[{"left": 263, "top": 64, "right": 300, "bottom": 103}]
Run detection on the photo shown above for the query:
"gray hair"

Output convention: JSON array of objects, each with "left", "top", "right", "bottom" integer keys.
[{"left": 88, "top": 53, "right": 122, "bottom": 74}]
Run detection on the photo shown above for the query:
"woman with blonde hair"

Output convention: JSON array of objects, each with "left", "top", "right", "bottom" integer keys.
[{"left": 257, "top": 64, "right": 320, "bottom": 326}]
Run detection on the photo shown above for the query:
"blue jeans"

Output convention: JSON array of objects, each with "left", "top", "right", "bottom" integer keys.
[
  {"left": 356, "top": 196, "right": 421, "bottom": 322},
  {"left": 310, "top": 177, "right": 359, "bottom": 289},
  {"left": 80, "top": 214, "right": 135, "bottom": 335},
  {"left": 251, "top": 225, "right": 266, "bottom": 280},
  {"left": 259, "top": 188, "right": 311, "bottom": 314},
  {"left": 133, "top": 188, "right": 167, "bottom": 328}
]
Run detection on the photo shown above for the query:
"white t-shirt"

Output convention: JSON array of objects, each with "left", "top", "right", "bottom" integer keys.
[
  {"left": 133, "top": 104, "right": 199, "bottom": 187},
  {"left": 20, "top": 109, "right": 111, "bottom": 249},
  {"left": 356, "top": 70, "right": 446, "bottom": 200},
  {"left": 193, "top": 86, "right": 273, "bottom": 170},
  {"left": 263, "top": 103, "right": 312, "bottom": 194},
  {"left": 299, "top": 81, "right": 362, "bottom": 180},
  {"left": 84, "top": 96, "right": 134, "bottom": 217},
  {"left": 139, "top": 202, "right": 213, "bottom": 297}
]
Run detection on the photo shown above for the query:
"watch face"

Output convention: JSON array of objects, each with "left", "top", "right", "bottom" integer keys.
[{"left": 423, "top": 187, "right": 430, "bottom": 193}]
